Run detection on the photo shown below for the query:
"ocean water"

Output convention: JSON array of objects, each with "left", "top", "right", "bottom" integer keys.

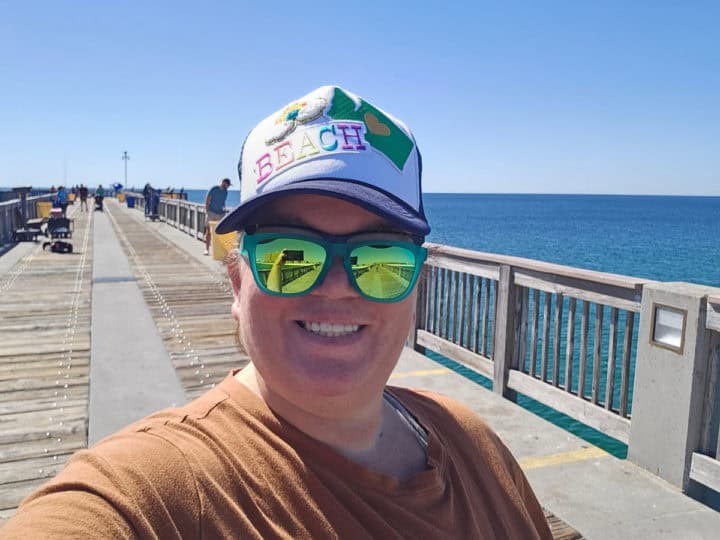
[
  {"left": 185, "top": 190, "right": 719, "bottom": 455},
  {"left": 423, "top": 193, "right": 720, "bottom": 287}
]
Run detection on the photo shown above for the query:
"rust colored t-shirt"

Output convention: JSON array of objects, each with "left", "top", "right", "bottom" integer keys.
[{"left": 2, "top": 372, "right": 551, "bottom": 539}]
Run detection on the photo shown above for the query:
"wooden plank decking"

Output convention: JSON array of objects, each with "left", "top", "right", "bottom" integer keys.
[
  {"left": 0, "top": 209, "right": 93, "bottom": 521},
  {"left": 104, "top": 203, "right": 247, "bottom": 400}
]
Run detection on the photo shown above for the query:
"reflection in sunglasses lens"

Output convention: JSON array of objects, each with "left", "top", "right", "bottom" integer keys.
[
  {"left": 350, "top": 245, "right": 415, "bottom": 300},
  {"left": 254, "top": 238, "right": 325, "bottom": 293}
]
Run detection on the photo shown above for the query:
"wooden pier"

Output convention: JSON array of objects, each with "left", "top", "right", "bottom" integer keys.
[{"left": 1, "top": 196, "right": 720, "bottom": 538}]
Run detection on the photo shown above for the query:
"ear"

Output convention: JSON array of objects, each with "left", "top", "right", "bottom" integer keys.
[{"left": 226, "top": 249, "right": 243, "bottom": 299}]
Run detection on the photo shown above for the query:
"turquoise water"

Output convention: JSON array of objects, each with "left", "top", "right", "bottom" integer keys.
[{"left": 185, "top": 190, "right": 719, "bottom": 456}]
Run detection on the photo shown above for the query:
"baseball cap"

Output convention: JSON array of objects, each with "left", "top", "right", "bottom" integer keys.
[{"left": 215, "top": 86, "right": 430, "bottom": 236}]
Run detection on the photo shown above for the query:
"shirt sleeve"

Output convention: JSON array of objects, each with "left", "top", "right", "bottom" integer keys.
[{"left": 0, "top": 430, "right": 200, "bottom": 539}]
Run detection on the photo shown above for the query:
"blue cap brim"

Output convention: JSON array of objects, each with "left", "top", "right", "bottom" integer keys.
[{"left": 215, "top": 178, "right": 430, "bottom": 236}]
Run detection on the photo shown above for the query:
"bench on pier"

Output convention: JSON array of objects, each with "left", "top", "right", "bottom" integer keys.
[{"left": 12, "top": 208, "right": 45, "bottom": 242}]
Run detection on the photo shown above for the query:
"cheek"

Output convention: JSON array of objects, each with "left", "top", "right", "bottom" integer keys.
[{"left": 375, "top": 293, "right": 415, "bottom": 339}]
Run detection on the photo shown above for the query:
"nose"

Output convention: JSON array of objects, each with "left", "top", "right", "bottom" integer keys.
[{"left": 311, "top": 256, "right": 358, "bottom": 299}]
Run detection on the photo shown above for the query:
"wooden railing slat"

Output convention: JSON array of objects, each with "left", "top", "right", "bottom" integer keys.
[
  {"left": 579, "top": 301, "right": 589, "bottom": 399},
  {"left": 441, "top": 268, "right": 450, "bottom": 340},
  {"left": 482, "top": 278, "right": 490, "bottom": 357},
  {"left": 592, "top": 305, "right": 604, "bottom": 405},
  {"left": 541, "top": 292, "right": 551, "bottom": 382},
  {"left": 518, "top": 287, "right": 529, "bottom": 374},
  {"left": 552, "top": 293, "right": 564, "bottom": 387},
  {"left": 463, "top": 273, "right": 471, "bottom": 349},
  {"left": 454, "top": 271, "right": 463, "bottom": 345},
  {"left": 605, "top": 307, "right": 619, "bottom": 411},
  {"left": 530, "top": 289, "right": 539, "bottom": 378},
  {"left": 471, "top": 275, "right": 480, "bottom": 353},
  {"left": 565, "top": 297, "right": 577, "bottom": 394}
]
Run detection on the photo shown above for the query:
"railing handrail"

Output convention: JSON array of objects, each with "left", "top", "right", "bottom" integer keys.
[
  {"left": 426, "top": 242, "right": 651, "bottom": 292},
  {"left": 0, "top": 193, "right": 54, "bottom": 208}
]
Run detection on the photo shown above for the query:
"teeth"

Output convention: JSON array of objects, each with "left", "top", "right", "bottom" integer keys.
[{"left": 302, "top": 321, "right": 360, "bottom": 337}]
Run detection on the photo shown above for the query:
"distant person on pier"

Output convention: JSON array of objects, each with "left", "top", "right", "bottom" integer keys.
[
  {"left": 142, "top": 183, "right": 153, "bottom": 217},
  {"left": 203, "top": 177, "right": 231, "bottom": 255},
  {"left": 1, "top": 86, "right": 551, "bottom": 539},
  {"left": 94, "top": 184, "right": 105, "bottom": 212},
  {"left": 78, "top": 184, "right": 89, "bottom": 211},
  {"left": 54, "top": 186, "right": 68, "bottom": 216}
]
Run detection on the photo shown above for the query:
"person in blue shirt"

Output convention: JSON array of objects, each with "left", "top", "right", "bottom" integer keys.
[
  {"left": 204, "top": 178, "right": 231, "bottom": 255},
  {"left": 55, "top": 186, "right": 69, "bottom": 216}
]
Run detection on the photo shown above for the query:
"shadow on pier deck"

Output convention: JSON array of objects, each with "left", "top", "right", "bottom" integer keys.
[{"left": 1, "top": 199, "right": 718, "bottom": 538}]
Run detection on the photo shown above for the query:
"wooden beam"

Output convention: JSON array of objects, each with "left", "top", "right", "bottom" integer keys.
[
  {"left": 508, "top": 370, "right": 630, "bottom": 443},
  {"left": 493, "top": 265, "right": 517, "bottom": 399},
  {"left": 690, "top": 452, "right": 720, "bottom": 493},
  {"left": 425, "top": 242, "right": 649, "bottom": 290},
  {"left": 416, "top": 330, "right": 494, "bottom": 380},
  {"left": 514, "top": 271, "right": 640, "bottom": 313}
]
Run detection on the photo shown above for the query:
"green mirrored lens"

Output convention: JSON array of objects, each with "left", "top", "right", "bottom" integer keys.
[
  {"left": 350, "top": 244, "right": 417, "bottom": 300},
  {"left": 253, "top": 238, "right": 325, "bottom": 294}
]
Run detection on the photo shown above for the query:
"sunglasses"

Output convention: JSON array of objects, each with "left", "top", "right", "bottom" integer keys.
[{"left": 240, "top": 226, "right": 427, "bottom": 303}]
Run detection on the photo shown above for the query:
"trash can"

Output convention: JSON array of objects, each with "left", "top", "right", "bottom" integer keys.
[
  {"left": 117, "top": 193, "right": 126, "bottom": 203},
  {"left": 209, "top": 221, "right": 237, "bottom": 261},
  {"left": 36, "top": 201, "right": 52, "bottom": 218},
  {"left": 126, "top": 196, "right": 135, "bottom": 208}
]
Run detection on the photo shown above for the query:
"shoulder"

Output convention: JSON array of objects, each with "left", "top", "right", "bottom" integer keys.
[
  {"left": 6, "top": 389, "right": 233, "bottom": 537},
  {"left": 6, "top": 419, "right": 202, "bottom": 537},
  {"left": 59, "top": 391, "right": 233, "bottom": 501}
]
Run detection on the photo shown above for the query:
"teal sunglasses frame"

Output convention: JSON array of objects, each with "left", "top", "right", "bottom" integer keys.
[{"left": 240, "top": 228, "right": 428, "bottom": 303}]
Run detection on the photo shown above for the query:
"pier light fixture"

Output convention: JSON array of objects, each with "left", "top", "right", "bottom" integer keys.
[{"left": 650, "top": 304, "right": 686, "bottom": 353}]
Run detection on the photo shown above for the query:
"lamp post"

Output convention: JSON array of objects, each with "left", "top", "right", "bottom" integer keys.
[{"left": 122, "top": 151, "right": 130, "bottom": 186}]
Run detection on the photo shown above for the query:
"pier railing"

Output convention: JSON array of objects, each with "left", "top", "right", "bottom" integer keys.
[
  {"left": 411, "top": 243, "right": 646, "bottom": 444},
  {"left": 0, "top": 194, "right": 54, "bottom": 247},
  {"left": 126, "top": 192, "right": 208, "bottom": 240},
  {"left": 410, "top": 245, "right": 720, "bottom": 496}
]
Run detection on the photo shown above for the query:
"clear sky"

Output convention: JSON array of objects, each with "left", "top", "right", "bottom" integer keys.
[{"left": 1, "top": 1, "right": 718, "bottom": 194}]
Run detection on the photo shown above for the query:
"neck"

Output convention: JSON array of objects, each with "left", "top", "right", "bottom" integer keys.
[{"left": 235, "top": 364, "right": 384, "bottom": 452}]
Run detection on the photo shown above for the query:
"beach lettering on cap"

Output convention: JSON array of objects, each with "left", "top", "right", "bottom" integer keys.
[{"left": 253, "top": 88, "right": 414, "bottom": 185}]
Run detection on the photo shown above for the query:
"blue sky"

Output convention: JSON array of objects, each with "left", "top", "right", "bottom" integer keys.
[{"left": 1, "top": 1, "right": 718, "bottom": 194}]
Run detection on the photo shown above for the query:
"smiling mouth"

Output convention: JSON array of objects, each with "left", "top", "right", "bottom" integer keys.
[{"left": 297, "top": 321, "right": 362, "bottom": 337}]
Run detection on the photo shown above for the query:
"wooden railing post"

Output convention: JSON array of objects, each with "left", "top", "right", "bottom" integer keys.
[{"left": 493, "top": 264, "right": 518, "bottom": 400}]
